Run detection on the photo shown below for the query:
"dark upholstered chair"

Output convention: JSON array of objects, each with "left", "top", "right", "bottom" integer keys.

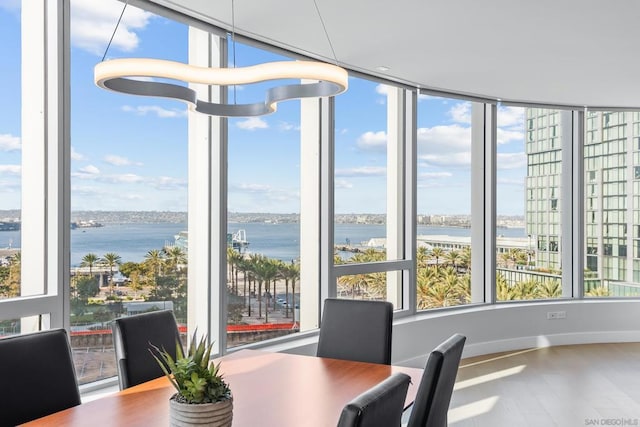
[
  {"left": 317, "top": 298, "right": 394, "bottom": 365},
  {"left": 112, "top": 309, "right": 182, "bottom": 390},
  {"left": 404, "top": 334, "right": 466, "bottom": 427},
  {"left": 0, "top": 329, "right": 81, "bottom": 426},
  {"left": 337, "top": 373, "right": 411, "bottom": 427}
]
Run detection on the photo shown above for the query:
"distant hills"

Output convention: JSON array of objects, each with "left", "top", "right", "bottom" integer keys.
[{"left": 0, "top": 210, "right": 524, "bottom": 227}]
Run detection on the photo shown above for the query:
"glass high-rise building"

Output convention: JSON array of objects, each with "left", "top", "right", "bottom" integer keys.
[{"left": 526, "top": 109, "right": 640, "bottom": 296}]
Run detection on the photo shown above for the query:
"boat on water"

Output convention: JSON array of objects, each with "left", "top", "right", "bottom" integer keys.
[
  {"left": 71, "top": 220, "right": 104, "bottom": 229},
  {"left": 0, "top": 221, "right": 20, "bottom": 231},
  {"left": 171, "top": 229, "right": 249, "bottom": 253}
]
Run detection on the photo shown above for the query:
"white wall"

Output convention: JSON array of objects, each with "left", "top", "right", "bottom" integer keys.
[
  {"left": 260, "top": 300, "right": 640, "bottom": 368},
  {"left": 392, "top": 300, "right": 640, "bottom": 368}
]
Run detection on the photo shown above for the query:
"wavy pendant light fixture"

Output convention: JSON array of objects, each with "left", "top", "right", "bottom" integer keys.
[{"left": 94, "top": 0, "right": 348, "bottom": 117}]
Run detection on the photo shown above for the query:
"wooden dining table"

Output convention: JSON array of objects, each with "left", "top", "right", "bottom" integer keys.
[{"left": 23, "top": 349, "right": 424, "bottom": 426}]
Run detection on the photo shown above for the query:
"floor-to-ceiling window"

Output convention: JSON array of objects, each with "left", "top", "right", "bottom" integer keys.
[
  {"left": 583, "top": 110, "right": 638, "bottom": 297},
  {"left": 0, "top": 1, "right": 25, "bottom": 338},
  {"left": 415, "top": 96, "right": 474, "bottom": 309},
  {"left": 333, "top": 79, "right": 406, "bottom": 308},
  {"left": 496, "top": 106, "right": 564, "bottom": 301},
  {"left": 226, "top": 41, "right": 302, "bottom": 348},
  {"left": 69, "top": 0, "right": 189, "bottom": 384},
  {"left": 0, "top": 2, "right": 22, "bottom": 308}
]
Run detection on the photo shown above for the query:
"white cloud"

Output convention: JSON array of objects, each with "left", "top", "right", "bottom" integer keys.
[
  {"left": 70, "top": 0, "right": 154, "bottom": 56},
  {"left": 335, "top": 166, "right": 386, "bottom": 177},
  {"left": 0, "top": 165, "right": 21, "bottom": 175},
  {"left": 418, "top": 171, "right": 453, "bottom": 179},
  {"left": 104, "top": 154, "right": 142, "bottom": 166},
  {"left": 0, "top": 1, "right": 19, "bottom": 12},
  {"left": 121, "top": 105, "right": 187, "bottom": 118},
  {"left": 418, "top": 124, "right": 471, "bottom": 152},
  {"left": 0, "top": 134, "right": 21, "bottom": 151},
  {"left": 278, "top": 121, "right": 298, "bottom": 131},
  {"left": 234, "top": 183, "right": 272, "bottom": 192},
  {"left": 107, "top": 173, "right": 144, "bottom": 184},
  {"left": 448, "top": 103, "right": 471, "bottom": 124},
  {"left": 236, "top": 117, "right": 268, "bottom": 131},
  {"left": 375, "top": 84, "right": 391, "bottom": 96},
  {"left": 418, "top": 93, "right": 435, "bottom": 101},
  {"left": 419, "top": 152, "right": 471, "bottom": 167},
  {"left": 497, "top": 128, "right": 524, "bottom": 145},
  {"left": 151, "top": 176, "right": 187, "bottom": 190},
  {"left": 335, "top": 179, "right": 353, "bottom": 189},
  {"left": 497, "top": 152, "right": 526, "bottom": 169},
  {"left": 356, "top": 131, "right": 387, "bottom": 151},
  {"left": 497, "top": 106, "right": 524, "bottom": 128},
  {"left": 71, "top": 146, "right": 86, "bottom": 161},
  {"left": 79, "top": 165, "right": 100, "bottom": 174}
]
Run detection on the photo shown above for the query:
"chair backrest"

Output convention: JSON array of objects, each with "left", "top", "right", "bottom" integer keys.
[
  {"left": 112, "top": 309, "right": 182, "bottom": 390},
  {"left": 0, "top": 329, "right": 81, "bottom": 426},
  {"left": 406, "top": 334, "right": 466, "bottom": 427},
  {"left": 317, "top": 298, "right": 393, "bottom": 365},
  {"left": 337, "top": 373, "right": 411, "bottom": 427}
]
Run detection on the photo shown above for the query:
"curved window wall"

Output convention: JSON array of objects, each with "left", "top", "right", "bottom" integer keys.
[{"left": 5, "top": 0, "right": 640, "bottom": 393}]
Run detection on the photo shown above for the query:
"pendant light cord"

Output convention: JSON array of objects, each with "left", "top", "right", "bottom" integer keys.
[
  {"left": 102, "top": 0, "right": 129, "bottom": 62},
  {"left": 312, "top": 0, "right": 339, "bottom": 66},
  {"left": 231, "top": 0, "right": 237, "bottom": 104}
]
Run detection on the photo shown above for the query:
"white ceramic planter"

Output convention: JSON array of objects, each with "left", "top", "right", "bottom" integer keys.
[{"left": 169, "top": 395, "right": 233, "bottom": 427}]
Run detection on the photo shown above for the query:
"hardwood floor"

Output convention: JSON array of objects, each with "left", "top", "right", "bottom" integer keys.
[{"left": 449, "top": 343, "right": 640, "bottom": 426}]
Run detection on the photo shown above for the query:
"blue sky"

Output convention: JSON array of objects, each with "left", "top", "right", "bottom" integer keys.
[{"left": 0, "top": 0, "right": 526, "bottom": 216}]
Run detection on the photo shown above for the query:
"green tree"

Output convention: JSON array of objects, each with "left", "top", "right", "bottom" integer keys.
[
  {"left": 102, "top": 252, "right": 122, "bottom": 296},
  {"left": 430, "top": 248, "right": 446, "bottom": 272},
  {"left": 144, "top": 249, "right": 165, "bottom": 277},
  {"left": 538, "top": 280, "right": 561, "bottom": 298},
  {"left": 164, "top": 246, "right": 187, "bottom": 274},
  {"left": 76, "top": 276, "right": 100, "bottom": 301},
  {"left": 81, "top": 253, "right": 99, "bottom": 276}
]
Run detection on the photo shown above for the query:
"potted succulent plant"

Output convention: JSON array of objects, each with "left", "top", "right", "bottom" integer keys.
[{"left": 150, "top": 331, "right": 232, "bottom": 427}]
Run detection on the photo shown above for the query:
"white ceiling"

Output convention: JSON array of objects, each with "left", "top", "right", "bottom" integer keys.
[{"left": 151, "top": 0, "right": 640, "bottom": 108}]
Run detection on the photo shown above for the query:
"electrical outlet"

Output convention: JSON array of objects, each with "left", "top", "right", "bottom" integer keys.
[{"left": 547, "top": 311, "right": 566, "bottom": 319}]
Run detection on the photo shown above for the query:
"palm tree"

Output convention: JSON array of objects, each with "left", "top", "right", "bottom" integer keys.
[
  {"left": 81, "top": 253, "right": 99, "bottom": 277},
  {"left": 144, "top": 249, "right": 165, "bottom": 296},
  {"left": 445, "top": 250, "right": 462, "bottom": 272},
  {"left": 459, "top": 246, "right": 471, "bottom": 272},
  {"left": 289, "top": 261, "right": 300, "bottom": 325},
  {"left": 538, "top": 279, "right": 561, "bottom": 298},
  {"left": 284, "top": 261, "right": 300, "bottom": 319},
  {"left": 260, "top": 259, "right": 279, "bottom": 322},
  {"left": 164, "top": 246, "right": 187, "bottom": 274},
  {"left": 586, "top": 286, "right": 610, "bottom": 297},
  {"left": 226, "top": 247, "right": 243, "bottom": 294},
  {"left": 236, "top": 257, "right": 250, "bottom": 309},
  {"left": 430, "top": 248, "right": 446, "bottom": 272},
  {"left": 144, "top": 249, "right": 164, "bottom": 277},
  {"left": 496, "top": 273, "right": 515, "bottom": 301},
  {"left": 513, "top": 279, "right": 539, "bottom": 300},
  {"left": 102, "top": 252, "right": 122, "bottom": 296},
  {"left": 248, "top": 254, "right": 267, "bottom": 319}
]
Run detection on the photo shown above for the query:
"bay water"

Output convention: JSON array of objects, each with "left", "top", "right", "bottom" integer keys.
[{"left": 0, "top": 222, "right": 526, "bottom": 266}]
